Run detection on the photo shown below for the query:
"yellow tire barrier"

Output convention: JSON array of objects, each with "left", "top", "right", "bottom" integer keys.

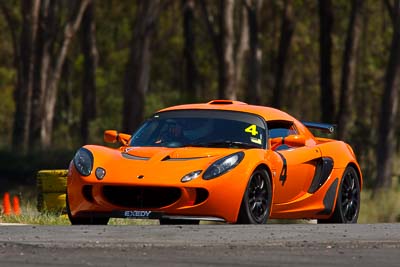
[
  {"left": 37, "top": 175, "right": 67, "bottom": 193},
  {"left": 37, "top": 193, "right": 66, "bottom": 213},
  {"left": 36, "top": 169, "right": 68, "bottom": 178},
  {"left": 36, "top": 169, "right": 68, "bottom": 213}
]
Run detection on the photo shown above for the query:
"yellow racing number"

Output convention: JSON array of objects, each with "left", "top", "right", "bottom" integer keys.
[{"left": 245, "top": 124, "right": 258, "bottom": 136}]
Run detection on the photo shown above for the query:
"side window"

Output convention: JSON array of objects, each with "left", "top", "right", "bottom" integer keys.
[{"left": 268, "top": 120, "right": 297, "bottom": 139}]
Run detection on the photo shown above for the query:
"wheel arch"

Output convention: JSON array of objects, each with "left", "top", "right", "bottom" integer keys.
[
  {"left": 234, "top": 163, "right": 273, "bottom": 223},
  {"left": 346, "top": 162, "right": 363, "bottom": 190},
  {"left": 255, "top": 164, "right": 273, "bottom": 187},
  {"left": 254, "top": 163, "right": 275, "bottom": 205},
  {"left": 318, "top": 162, "right": 362, "bottom": 224}
]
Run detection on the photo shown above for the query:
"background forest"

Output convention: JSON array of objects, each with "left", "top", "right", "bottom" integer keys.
[{"left": 0, "top": 0, "right": 399, "bottom": 200}]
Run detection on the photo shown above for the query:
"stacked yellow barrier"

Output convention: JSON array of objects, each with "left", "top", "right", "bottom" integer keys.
[{"left": 36, "top": 170, "right": 68, "bottom": 213}]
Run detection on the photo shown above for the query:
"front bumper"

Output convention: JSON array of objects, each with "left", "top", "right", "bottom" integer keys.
[{"left": 67, "top": 164, "right": 249, "bottom": 223}]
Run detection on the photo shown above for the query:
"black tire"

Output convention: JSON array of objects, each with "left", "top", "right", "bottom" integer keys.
[
  {"left": 237, "top": 168, "right": 272, "bottom": 224},
  {"left": 66, "top": 192, "right": 109, "bottom": 225},
  {"left": 318, "top": 166, "right": 360, "bottom": 224},
  {"left": 159, "top": 219, "right": 200, "bottom": 225}
]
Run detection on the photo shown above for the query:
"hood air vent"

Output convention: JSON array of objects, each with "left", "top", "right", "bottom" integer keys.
[
  {"left": 162, "top": 155, "right": 205, "bottom": 161},
  {"left": 207, "top": 100, "right": 247, "bottom": 105},
  {"left": 121, "top": 152, "right": 149, "bottom": 161}
]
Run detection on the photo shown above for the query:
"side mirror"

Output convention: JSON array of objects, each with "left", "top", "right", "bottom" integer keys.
[
  {"left": 104, "top": 130, "right": 131, "bottom": 146},
  {"left": 104, "top": 130, "right": 118, "bottom": 143},
  {"left": 270, "top": 137, "right": 283, "bottom": 149},
  {"left": 270, "top": 134, "right": 306, "bottom": 150},
  {"left": 284, "top": 134, "right": 306, "bottom": 147}
]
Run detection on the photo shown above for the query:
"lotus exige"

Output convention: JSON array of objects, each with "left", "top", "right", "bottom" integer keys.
[{"left": 67, "top": 100, "right": 362, "bottom": 225}]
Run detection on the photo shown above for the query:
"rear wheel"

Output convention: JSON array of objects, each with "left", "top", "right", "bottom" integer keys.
[
  {"left": 237, "top": 168, "right": 272, "bottom": 224},
  {"left": 66, "top": 193, "right": 109, "bottom": 225},
  {"left": 318, "top": 166, "right": 360, "bottom": 224}
]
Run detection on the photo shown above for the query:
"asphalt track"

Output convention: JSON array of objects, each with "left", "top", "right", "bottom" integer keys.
[{"left": 0, "top": 223, "right": 399, "bottom": 266}]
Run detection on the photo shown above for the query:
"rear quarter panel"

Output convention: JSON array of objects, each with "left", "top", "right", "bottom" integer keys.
[{"left": 316, "top": 139, "right": 363, "bottom": 188}]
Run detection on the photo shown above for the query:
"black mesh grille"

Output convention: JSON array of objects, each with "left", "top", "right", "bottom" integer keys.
[{"left": 102, "top": 186, "right": 181, "bottom": 208}]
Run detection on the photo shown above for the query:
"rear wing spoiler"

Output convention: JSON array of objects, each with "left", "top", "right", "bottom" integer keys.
[{"left": 301, "top": 121, "right": 336, "bottom": 134}]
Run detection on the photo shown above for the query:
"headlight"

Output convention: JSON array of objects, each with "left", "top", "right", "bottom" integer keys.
[
  {"left": 73, "top": 148, "right": 93, "bottom": 176},
  {"left": 203, "top": 152, "right": 244, "bottom": 180}
]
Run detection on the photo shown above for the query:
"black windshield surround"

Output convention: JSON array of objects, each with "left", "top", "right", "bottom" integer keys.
[{"left": 129, "top": 110, "right": 267, "bottom": 149}]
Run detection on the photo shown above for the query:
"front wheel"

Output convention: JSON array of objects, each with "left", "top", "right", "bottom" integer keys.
[
  {"left": 318, "top": 166, "right": 361, "bottom": 224},
  {"left": 237, "top": 168, "right": 272, "bottom": 224}
]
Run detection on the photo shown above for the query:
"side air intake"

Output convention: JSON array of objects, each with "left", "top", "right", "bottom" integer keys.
[{"left": 308, "top": 157, "right": 334, "bottom": 193}]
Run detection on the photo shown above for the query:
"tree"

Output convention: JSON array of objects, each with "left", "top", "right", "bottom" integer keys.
[
  {"left": 2, "top": 0, "right": 92, "bottom": 151},
  {"left": 318, "top": 0, "right": 335, "bottom": 123},
  {"left": 80, "top": 1, "right": 98, "bottom": 145},
  {"left": 122, "top": 0, "right": 161, "bottom": 134},
  {"left": 182, "top": 0, "right": 198, "bottom": 102},
  {"left": 244, "top": 0, "right": 263, "bottom": 105},
  {"left": 236, "top": 3, "right": 249, "bottom": 101},
  {"left": 336, "top": 0, "right": 363, "bottom": 141},
  {"left": 40, "top": 0, "right": 91, "bottom": 148},
  {"left": 1, "top": 0, "right": 40, "bottom": 152},
  {"left": 220, "top": 0, "right": 236, "bottom": 99},
  {"left": 29, "top": 0, "right": 55, "bottom": 149},
  {"left": 200, "top": 0, "right": 248, "bottom": 100},
  {"left": 272, "top": 0, "right": 294, "bottom": 108},
  {"left": 375, "top": 0, "right": 400, "bottom": 190}
]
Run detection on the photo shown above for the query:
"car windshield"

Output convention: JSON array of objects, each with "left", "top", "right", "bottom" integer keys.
[{"left": 129, "top": 110, "right": 266, "bottom": 149}]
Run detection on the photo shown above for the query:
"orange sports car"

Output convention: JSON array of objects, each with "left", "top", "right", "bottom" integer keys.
[{"left": 67, "top": 100, "right": 362, "bottom": 225}]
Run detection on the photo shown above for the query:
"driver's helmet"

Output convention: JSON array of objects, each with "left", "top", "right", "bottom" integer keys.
[
  {"left": 166, "top": 120, "right": 183, "bottom": 138},
  {"left": 158, "top": 119, "right": 187, "bottom": 143}
]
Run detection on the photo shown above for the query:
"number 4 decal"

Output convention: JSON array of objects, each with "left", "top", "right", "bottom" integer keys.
[{"left": 245, "top": 124, "right": 258, "bottom": 136}]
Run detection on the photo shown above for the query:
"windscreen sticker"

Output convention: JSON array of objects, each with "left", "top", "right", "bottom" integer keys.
[
  {"left": 250, "top": 137, "right": 262, "bottom": 144},
  {"left": 245, "top": 124, "right": 259, "bottom": 136}
]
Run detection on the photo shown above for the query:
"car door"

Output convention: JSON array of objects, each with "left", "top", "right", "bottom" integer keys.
[{"left": 268, "top": 120, "right": 322, "bottom": 204}]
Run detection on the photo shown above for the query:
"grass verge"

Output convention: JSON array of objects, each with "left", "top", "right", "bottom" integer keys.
[
  {"left": 1, "top": 188, "right": 399, "bottom": 225},
  {"left": 358, "top": 187, "right": 400, "bottom": 223}
]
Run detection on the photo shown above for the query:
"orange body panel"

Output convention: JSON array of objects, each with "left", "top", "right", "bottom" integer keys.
[{"left": 67, "top": 100, "right": 362, "bottom": 223}]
